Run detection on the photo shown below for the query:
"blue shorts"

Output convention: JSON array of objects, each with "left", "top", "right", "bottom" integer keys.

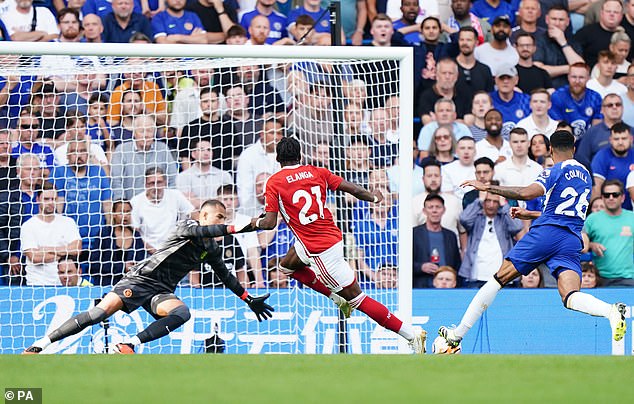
[{"left": 506, "top": 225, "right": 582, "bottom": 278}]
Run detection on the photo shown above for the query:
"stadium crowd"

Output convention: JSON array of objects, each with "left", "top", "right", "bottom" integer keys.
[{"left": 1, "top": 0, "right": 634, "bottom": 289}]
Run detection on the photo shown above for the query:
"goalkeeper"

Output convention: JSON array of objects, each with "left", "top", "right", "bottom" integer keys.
[{"left": 24, "top": 200, "right": 274, "bottom": 354}]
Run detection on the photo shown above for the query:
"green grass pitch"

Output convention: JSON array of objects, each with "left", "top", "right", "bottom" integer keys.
[{"left": 2, "top": 355, "right": 633, "bottom": 403}]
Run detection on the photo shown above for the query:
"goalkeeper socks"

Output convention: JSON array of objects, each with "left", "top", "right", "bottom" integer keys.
[
  {"left": 49, "top": 307, "right": 108, "bottom": 343},
  {"left": 455, "top": 278, "right": 502, "bottom": 338},
  {"left": 565, "top": 291, "right": 611, "bottom": 317},
  {"left": 126, "top": 336, "right": 142, "bottom": 346},
  {"left": 352, "top": 293, "right": 404, "bottom": 335},
  {"left": 32, "top": 336, "right": 52, "bottom": 349},
  {"left": 137, "top": 305, "right": 191, "bottom": 344},
  {"left": 289, "top": 266, "right": 332, "bottom": 297}
]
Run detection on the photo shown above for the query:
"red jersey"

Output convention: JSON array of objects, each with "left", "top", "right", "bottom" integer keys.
[{"left": 265, "top": 164, "right": 344, "bottom": 254}]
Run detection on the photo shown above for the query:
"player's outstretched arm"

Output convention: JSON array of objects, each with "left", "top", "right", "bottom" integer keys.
[
  {"left": 251, "top": 211, "right": 277, "bottom": 231},
  {"left": 182, "top": 223, "right": 254, "bottom": 238},
  {"left": 337, "top": 180, "right": 384, "bottom": 203},
  {"left": 460, "top": 180, "right": 544, "bottom": 201},
  {"left": 207, "top": 253, "right": 275, "bottom": 321}
]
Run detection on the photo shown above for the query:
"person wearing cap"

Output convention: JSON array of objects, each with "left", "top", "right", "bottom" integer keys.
[
  {"left": 490, "top": 64, "right": 531, "bottom": 139},
  {"left": 470, "top": 0, "right": 516, "bottom": 26},
  {"left": 474, "top": 15, "right": 519, "bottom": 74}
]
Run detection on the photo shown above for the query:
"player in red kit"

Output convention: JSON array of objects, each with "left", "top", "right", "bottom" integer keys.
[{"left": 251, "top": 137, "right": 426, "bottom": 354}]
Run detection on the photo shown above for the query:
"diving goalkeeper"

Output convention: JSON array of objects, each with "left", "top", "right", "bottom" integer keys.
[{"left": 24, "top": 199, "right": 274, "bottom": 354}]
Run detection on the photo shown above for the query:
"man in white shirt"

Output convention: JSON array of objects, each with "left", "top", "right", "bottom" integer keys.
[
  {"left": 475, "top": 108, "right": 512, "bottom": 163},
  {"left": 21, "top": 182, "right": 82, "bottom": 285},
  {"left": 236, "top": 117, "right": 282, "bottom": 216},
  {"left": 131, "top": 167, "right": 194, "bottom": 253},
  {"left": 494, "top": 127, "right": 543, "bottom": 186},
  {"left": 474, "top": 15, "right": 519, "bottom": 75},
  {"left": 441, "top": 136, "right": 476, "bottom": 199},
  {"left": 586, "top": 50, "right": 627, "bottom": 98},
  {"left": 176, "top": 139, "right": 233, "bottom": 209},
  {"left": 516, "top": 88, "right": 559, "bottom": 138},
  {"left": 1, "top": 0, "right": 58, "bottom": 41},
  {"left": 53, "top": 115, "right": 108, "bottom": 168}
]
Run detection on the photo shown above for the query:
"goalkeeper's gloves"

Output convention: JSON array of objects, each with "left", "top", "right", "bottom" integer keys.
[
  {"left": 226, "top": 223, "right": 256, "bottom": 234},
  {"left": 242, "top": 293, "right": 274, "bottom": 322}
]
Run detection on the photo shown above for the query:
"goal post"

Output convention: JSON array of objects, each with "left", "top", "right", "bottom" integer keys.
[{"left": 0, "top": 42, "right": 414, "bottom": 354}]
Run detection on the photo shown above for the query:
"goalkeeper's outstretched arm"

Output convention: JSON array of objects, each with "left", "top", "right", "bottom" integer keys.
[{"left": 180, "top": 223, "right": 253, "bottom": 238}]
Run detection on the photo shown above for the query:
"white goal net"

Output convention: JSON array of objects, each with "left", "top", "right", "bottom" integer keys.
[{"left": 0, "top": 43, "right": 414, "bottom": 354}]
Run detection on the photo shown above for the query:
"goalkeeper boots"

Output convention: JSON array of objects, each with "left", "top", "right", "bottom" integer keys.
[
  {"left": 409, "top": 328, "right": 427, "bottom": 354},
  {"left": 608, "top": 303, "right": 627, "bottom": 342},
  {"left": 438, "top": 326, "right": 462, "bottom": 348},
  {"left": 114, "top": 343, "right": 135, "bottom": 354},
  {"left": 22, "top": 346, "right": 42, "bottom": 355},
  {"left": 330, "top": 294, "right": 353, "bottom": 319}
]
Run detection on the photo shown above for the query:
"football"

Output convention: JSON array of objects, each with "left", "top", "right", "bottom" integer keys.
[{"left": 431, "top": 336, "right": 462, "bottom": 354}]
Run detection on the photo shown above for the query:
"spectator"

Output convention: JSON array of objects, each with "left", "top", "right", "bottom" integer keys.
[
  {"left": 287, "top": 0, "right": 330, "bottom": 41},
  {"left": 468, "top": 91, "right": 493, "bottom": 141},
  {"left": 510, "top": 0, "right": 545, "bottom": 43},
  {"left": 187, "top": 0, "right": 236, "bottom": 44},
  {"left": 225, "top": 23, "right": 247, "bottom": 44},
  {"left": 581, "top": 262, "right": 599, "bottom": 288},
  {"left": 412, "top": 194, "right": 462, "bottom": 288},
  {"left": 412, "top": 160, "right": 465, "bottom": 242},
  {"left": 445, "top": 0, "right": 492, "bottom": 44},
  {"left": 591, "top": 122, "right": 634, "bottom": 208},
  {"left": 458, "top": 189, "right": 523, "bottom": 288},
  {"left": 424, "top": 125, "right": 457, "bottom": 166},
  {"left": 216, "top": 184, "right": 264, "bottom": 288},
  {"left": 475, "top": 108, "right": 512, "bottom": 163},
  {"left": 417, "top": 16, "right": 451, "bottom": 84},
  {"left": 0, "top": 129, "right": 18, "bottom": 190},
  {"left": 550, "top": 63, "right": 603, "bottom": 141},
  {"left": 353, "top": 185, "right": 399, "bottom": 281},
  {"left": 82, "top": 14, "right": 104, "bottom": 43},
  {"left": 417, "top": 58, "right": 473, "bottom": 125},
  {"left": 490, "top": 65, "right": 531, "bottom": 140},
  {"left": 37, "top": 83, "right": 66, "bottom": 141},
  {"left": 590, "top": 30, "right": 631, "bottom": 80},
  {"left": 222, "top": 84, "right": 262, "bottom": 156},
  {"left": 109, "top": 89, "right": 142, "bottom": 146},
  {"left": 455, "top": 27, "right": 494, "bottom": 94},
  {"left": 528, "top": 133, "right": 551, "bottom": 163},
  {"left": 21, "top": 182, "right": 82, "bottom": 286},
  {"left": 588, "top": 194, "right": 606, "bottom": 214},
  {"left": 58, "top": 257, "right": 93, "bottom": 286},
  {"left": 108, "top": 67, "right": 167, "bottom": 126},
  {"left": 86, "top": 93, "right": 111, "bottom": 151},
  {"left": 573, "top": 0, "right": 623, "bottom": 68},
  {"left": 288, "top": 14, "right": 329, "bottom": 45},
  {"left": 494, "top": 127, "right": 543, "bottom": 187},
  {"left": 392, "top": 0, "right": 423, "bottom": 45},
  {"left": 130, "top": 166, "right": 194, "bottom": 253},
  {"left": 230, "top": 64, "right": 285, "bottom": 119},
  {"left": 0, "top": 153, "right": 45, "bottom": 284},
  {"left": 462, "top": 156, "right": 495, "bottom": 208},
  {"left": 240, "top": 0, "right": 286, "bottom": 45},
  {"left": 247, "top": 14, "right": 272, "bottom": 45},
  {"left": 152, "top": 0, "right": 206, "bottom": 44},
  {"left": 55, "top": 8, "right": 82, "bottom": 43},
  {"left": 533, "top": 5, "right": 584, "bottom": 89},
  {"left": 621, "top": 0, "right": 634, "bottom": 60},
  {"left": 88, "top": 199, "right": 147, "bottom": 286},
  {"left": 374, "top": 263, "right": 398, "bottom": 289},
  {"left": 11, "top": 108, "right": 55, "bottom": 173},
  {"left": 1, "top": 0, "right": 59, "bottom": 42},
  {"left": 516, "top": 88, "right": 559, "bottom": 139},
  {"left": 519, "top": 268, "right": 543, "bottom": 288},
  {"left": 342, "top": 136, "right": 372, "bottom": 204},
  {"left": 417, "top": 98, "right": 472, "bottom": 157},
  {"left": 586, "top": 50, "right": 627, "bottom": 98},
  {"left": 57, "top": 71, "right": 106, "bottom": 117},
  {"left": 82, "top": 0, "right": 144, "bottom": 19},
  {"left": 110, "top": 114, "right": 178, "bottom": 200},
  {"left": 102, "top": 0, "right": 153, "bottom": 43},
  {"left": 49, "top": 138, "right": 111, "bottom": 252},
  {"left": 53, "top": 115, "right": 108, "bottom": 169},
  {"left": 236, "top": 118, "right": 282, "bottom": 216},
  {"left": 583, "top": 179, "right": 634, "bottom": 286},
  {"left": 432, "top": 266, "right": 458, "bottom": 288},
  {"left": 179, "top": 87, "right": 233, "bottom": 172},
  {"left": 471, "top": 0, "right": 516, "bottom": 26},
  {"left": 266, "top": 258, "right": 290, "bottom": 288},
  {"left": 292, "top": 83, "right": 335, "bottom": 158},
  {"left": 441, "top": 136, "right": 476, "bottom": 198},
  {"left": 514, "top": 32, "right": 553, "bottom": 94},
  {"left": 622, "top": 64, "right": 634, "bottom": 127},
  {"left": 368, "top": 108, "right": 397, "bottom": 168},
  {"left": 176, "top": 139, "right": 232, "bottom": 209},
  {"left": 0, "top": 65, "right": 38, "bottom": 130},
  {"left": 575, "top": 93, "right": 625, "bottom": 171},
  {"left": 474, "top": 15, "right": 519, "bottom": 75}
]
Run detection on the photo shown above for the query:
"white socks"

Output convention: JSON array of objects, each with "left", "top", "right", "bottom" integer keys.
[
  {"left": 566, "top": 291, "right": 612, "bottom": 317},
  {"left": 398, "top": 323, "right": 415, "bottom": 341},
  {"left": 455, "top": 278, "right": 502, "bottom": 338}
]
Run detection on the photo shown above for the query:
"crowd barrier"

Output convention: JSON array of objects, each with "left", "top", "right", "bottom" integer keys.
[{"left": 1, "top": 288, "right": 631, "bottom": 355}]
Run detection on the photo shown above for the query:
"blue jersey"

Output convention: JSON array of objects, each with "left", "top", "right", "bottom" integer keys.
[
  {"left": 151, "top": 10, "right": 205, "bottom": 39},
  {"left": 286, "top": 7, "right": 330, "bottom": 34},
  {"left": 241, "top": 9, "right": 288, "bottom": 44},
  {"left": 532, "top": 159, "right": 591, "bottom": 240},
  {"left": 490, "top": 91, "right": 531, "bottom": 139},
  {"left": 471, "top": 0, "right": 516, "bottom": 25},
  {"left": 11, "top": 143, "right": 54, "bottom": 171},
  {"left": 590, "top": 147, "right": 634, "bottom": 210},
  {"left": 82, "top": 0, "right": 143, "bottom": 19},
  {"left": 550, "top": 86, "right": 603, "bottom": 140},
  {"left": 392, "top": 20, "right": 421, "bottom": 45}
]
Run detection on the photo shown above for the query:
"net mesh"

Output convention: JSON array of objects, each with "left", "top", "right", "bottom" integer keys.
[{"left": 0, "top": 51, "right": 410, "bottom": 354}]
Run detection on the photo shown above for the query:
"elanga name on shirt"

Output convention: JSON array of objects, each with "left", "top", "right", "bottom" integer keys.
[{"left": 286, "top": 171, "right": 314, "bottom": 183}]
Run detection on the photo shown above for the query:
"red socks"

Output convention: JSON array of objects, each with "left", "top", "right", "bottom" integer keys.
[
  {"left": 291, "top": 266, "right": 332, "bottom": 297},
  {"left": 357, "top": 296, "right": 403, "bottom": 333}
]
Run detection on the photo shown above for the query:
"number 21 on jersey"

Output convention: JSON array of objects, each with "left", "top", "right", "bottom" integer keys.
[{"left": 292, "top": 186, "right": 325, "bottom": 225}]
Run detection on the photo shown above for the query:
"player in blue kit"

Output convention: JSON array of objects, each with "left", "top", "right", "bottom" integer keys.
[{"left": 438, "top": 130, "right": 627, "bottom": 350}]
